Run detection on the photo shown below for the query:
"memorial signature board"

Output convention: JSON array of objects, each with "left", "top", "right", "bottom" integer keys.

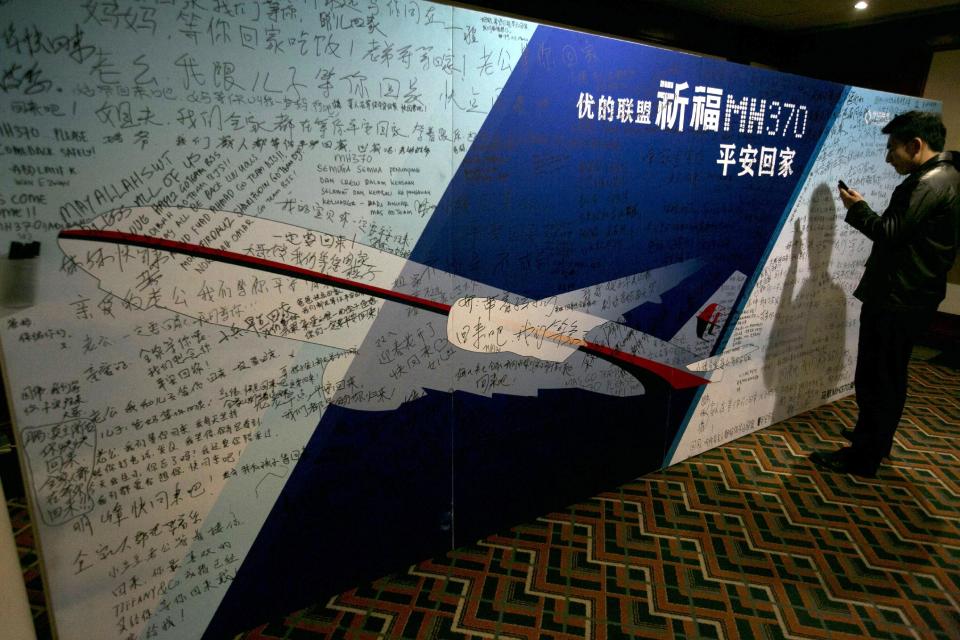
[{"left": 0, "top": 1, "right": 938, "bottom": 638}]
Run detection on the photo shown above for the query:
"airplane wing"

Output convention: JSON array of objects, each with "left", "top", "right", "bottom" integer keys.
[{"left": 548, "top": 258, "right": 703, "bottom": 320}]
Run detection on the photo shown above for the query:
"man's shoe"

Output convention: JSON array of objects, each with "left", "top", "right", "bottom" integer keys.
[
  {"left": 809, "top": 448, "right": 877, "bottom": 478},
  {"left": 839, "top": 429, "right": 890, "bottom": 459},
  {"left": 809, "top": 448, "right": 850, "bottom": 471}
]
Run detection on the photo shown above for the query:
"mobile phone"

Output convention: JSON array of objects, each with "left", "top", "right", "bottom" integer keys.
[{"left": 838, "top": 179, "right": 850, "bottom": 191}]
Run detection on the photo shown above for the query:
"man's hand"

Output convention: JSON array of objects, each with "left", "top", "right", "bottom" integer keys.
[{"left": 838, "top": 185, "right": 865, "bottom": 210}]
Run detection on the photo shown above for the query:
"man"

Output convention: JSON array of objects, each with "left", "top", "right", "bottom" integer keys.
[{"left": 809, "top": 110, "right": 960, "bottom": 478}]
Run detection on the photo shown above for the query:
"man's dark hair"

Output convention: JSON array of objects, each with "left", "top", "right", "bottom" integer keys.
[{"left": 882, "top": 111, "right": 946, "bottom": 151}]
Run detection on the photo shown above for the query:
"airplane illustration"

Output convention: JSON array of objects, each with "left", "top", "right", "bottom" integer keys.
[{"left": 58, "top": 206, "right": 753, "bottom": 411}]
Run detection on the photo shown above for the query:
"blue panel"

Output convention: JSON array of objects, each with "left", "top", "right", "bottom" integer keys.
[
  {"left": 416, "top": 26, "right": 844, "bottom": 338},
  {"left": 207, "top": 25, "right": 846, "bottom": 640}
]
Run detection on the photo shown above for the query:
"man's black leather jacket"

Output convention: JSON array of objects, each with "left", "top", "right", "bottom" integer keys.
[{"left": 845, "top": 150, "right": 960, "bottom": 310}]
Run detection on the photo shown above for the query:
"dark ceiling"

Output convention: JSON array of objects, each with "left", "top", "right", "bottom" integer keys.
[
  {"left": 637, "top": 0, "right": 960, "bottom": 32},
  {"left": 453, "top": 0, "right": 960, "bottom": 95}
]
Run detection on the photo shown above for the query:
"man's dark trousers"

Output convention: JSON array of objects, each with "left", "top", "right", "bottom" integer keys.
[{"left": 849, "top": 303, "right": 934, "bottom": 473}]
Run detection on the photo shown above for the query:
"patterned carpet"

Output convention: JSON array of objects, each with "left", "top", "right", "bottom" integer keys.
[{"left": 5, "top": 350, "right": 959, "bottom": 640}]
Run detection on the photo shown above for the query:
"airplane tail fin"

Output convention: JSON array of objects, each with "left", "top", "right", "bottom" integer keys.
[{"left": 669, "top": 271, "right": 746, "bottom": 361}]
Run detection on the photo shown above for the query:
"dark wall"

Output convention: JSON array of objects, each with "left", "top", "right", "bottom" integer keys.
[
  {"left": 455, "top": 1, "right": 960, "bottom": 97},
  {"left": 771, "top": 11, "right": 960, "bottom": 97}
]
